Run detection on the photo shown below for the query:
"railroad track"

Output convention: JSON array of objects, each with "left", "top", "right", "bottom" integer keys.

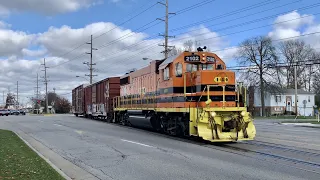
[{"left": 212, "top": 140, "right": 320, "bottom": 174}]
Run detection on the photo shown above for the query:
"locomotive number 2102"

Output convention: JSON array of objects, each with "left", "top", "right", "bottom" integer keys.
[{"left": 184, "top": 55, "right": 200, "bottom": 62}]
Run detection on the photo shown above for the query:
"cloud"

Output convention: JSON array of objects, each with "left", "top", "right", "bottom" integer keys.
[
  {"left": 0, "top": 22, "right": 235, "bottom": 105},
  {"left": 0, "top": 0, "right": 99, "bottom": 15},
  {"left": 0, "top": 28, "right": 34, "bottom": 57},
  {"left": 274, "top": 11, "right": 314, "bottom": 30},
  {"left": 268, "top": 11, "right": 315, "bottom": 40}
]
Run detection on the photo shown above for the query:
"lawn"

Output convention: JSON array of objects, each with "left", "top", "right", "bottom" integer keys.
[{"left": 0, "top": 129, "right": 65, "bottom": 180}]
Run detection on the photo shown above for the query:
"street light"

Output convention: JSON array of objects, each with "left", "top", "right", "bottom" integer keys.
[
  {"left": 76, "top": 76, "right": 89, "bottom": 81},
  {"left": 142, "top": 57, "right": 152, "bottom": 61}
]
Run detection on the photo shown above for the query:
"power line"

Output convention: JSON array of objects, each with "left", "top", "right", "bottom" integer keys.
[
  {"left": 95, "top": 11, "right": 320, "bottom": 69},
  {"left": 44, "top": 2, "right": 159, "bottom": 67},
  {"left": 170, "top": 0, "right": 309, "bottom": 35},
  {"left": 92, "top": 1, "right": 316, "bottom": 66},
  {"left": 169, "top": 0, "right": 286, "bottom": 32},
  {"left": 50, "top": 0, "right": 220, "bottom": 68}
]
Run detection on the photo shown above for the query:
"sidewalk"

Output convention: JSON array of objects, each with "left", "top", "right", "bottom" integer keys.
[{"left": 281, "top": 122, "right": 320, "bottom": 129}]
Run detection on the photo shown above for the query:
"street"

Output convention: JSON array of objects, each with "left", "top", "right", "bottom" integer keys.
[{"left": 0, "top": 115, "right": 319, "bottom": 180}]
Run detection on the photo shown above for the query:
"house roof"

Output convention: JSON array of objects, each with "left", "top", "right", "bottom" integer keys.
[{"left": 282, "top": 89, "right": 315, "bottom": 95}]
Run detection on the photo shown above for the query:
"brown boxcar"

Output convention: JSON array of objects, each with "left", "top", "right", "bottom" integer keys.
[
  {"left": 72, "top": 84, "right": 85, "bottom": 116},
  {"left": 84, "top": 77, "right": 120, "bottom": 120}
]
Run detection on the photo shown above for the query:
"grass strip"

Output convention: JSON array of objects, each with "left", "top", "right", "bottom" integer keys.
[{"left": 0, "top": 129, "right": 65, "bottom": 180}]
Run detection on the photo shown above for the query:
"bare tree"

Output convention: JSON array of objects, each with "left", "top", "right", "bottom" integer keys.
[
  {"left": 279, "top": 40, "right": 314, "bottom": 89},
  {"left": 237, "top": 36, "right": 279, "bottom": 116},
  {"left": 183, "top": 40, "right": 194, "bottom": 51},
  {"left": 168, "top": 46, "right": 183, "bottom": 56},
  {"left": 313, "top": 68, "right": 320, "bottom": 107}
]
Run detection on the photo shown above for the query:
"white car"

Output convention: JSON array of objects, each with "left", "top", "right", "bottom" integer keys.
[{"left": 0, "top": 109, "right": 9, "bottom": 116}]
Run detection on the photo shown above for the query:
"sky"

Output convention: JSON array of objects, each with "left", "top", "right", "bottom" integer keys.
[{"left": 0, "top": 0, "right": 320, "bottom": 107}]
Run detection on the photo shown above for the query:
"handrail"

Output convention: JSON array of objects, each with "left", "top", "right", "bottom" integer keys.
[
  {"left": 206, "top": 85, "right": 226, "bottom": 107},
  {"left": 244, "top": 86, "right": 247, "bottom": 107}
]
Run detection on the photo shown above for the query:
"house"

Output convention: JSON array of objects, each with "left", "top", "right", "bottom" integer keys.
[{"left": 248, "top": 87, "right": 315, "bottom": 116}]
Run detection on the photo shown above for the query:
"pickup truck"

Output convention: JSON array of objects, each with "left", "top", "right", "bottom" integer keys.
[{"left": 0, "top": 109, "right": 9, "bottom": 116}]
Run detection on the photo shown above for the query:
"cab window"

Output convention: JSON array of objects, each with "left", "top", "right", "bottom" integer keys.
[
  {"left": 199, "top": 64, "right": 214, "bottom": 70},
  {"left": 163, "top": 67, "right": 170, "bottom": 80},
  {"left": 175, "top": 63, "right": 183, "bottom": 77},
  {"left": 186, "top": 64, "right": 197, "bottom": 72}
]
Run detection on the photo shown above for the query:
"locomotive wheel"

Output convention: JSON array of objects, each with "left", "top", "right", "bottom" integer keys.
[{"left": 150, "top": 116, "right": 161, "bottom": 131}]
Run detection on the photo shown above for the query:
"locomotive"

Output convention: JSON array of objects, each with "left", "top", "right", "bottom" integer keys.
[{"left": 112, "top": 47, "right": 256, "bottom": 142}]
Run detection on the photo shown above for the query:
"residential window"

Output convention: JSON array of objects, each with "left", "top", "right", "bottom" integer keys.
[
  {"left": 275, "top": 95, "right": 281, "bottom": 103},
  {"left": 175, "top": 63, "right": 183, "bottom": 77},
  {"left": 308, "top": 96, "right": 310, "bottom": 102}
]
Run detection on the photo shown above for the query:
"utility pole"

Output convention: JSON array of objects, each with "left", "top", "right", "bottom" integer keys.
[
  {"left": 42, "top": 58, "right": 49, "bottom": 114},
  {"left": 36, "top": 73, "right": 40, "bottom": 99},
  {"left": 84, "top": 35, "right": 98, "bottom": 84},
  {"left": 2, "top": 91, "right": 4, "bottom": 107},
  {"left": 157, "top": 0, "right": 175, "bottom": 59},
  {"left": 34, "top": 73, "right": 40, "bottom": 114},
  {"left": 16, "top": 81, "right": 19, "bottom": 109},
  {"left": 294, "top": 64, "right": 298, "bottom": 118}
]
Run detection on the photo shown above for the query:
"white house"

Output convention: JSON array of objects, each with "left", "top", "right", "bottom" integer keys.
[{"left": 248, "top": 87, "right": 315, "bottom": 116}]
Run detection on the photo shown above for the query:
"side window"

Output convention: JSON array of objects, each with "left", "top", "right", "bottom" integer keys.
[
  {"left": 217, "top": 64, "right": 224, "bottom": 70},
  {"left": 175, "top": 63, "right": 183, "bottom": 77},
  {"left": 163, "top": 67, "right": 170, "bottom": 80}
]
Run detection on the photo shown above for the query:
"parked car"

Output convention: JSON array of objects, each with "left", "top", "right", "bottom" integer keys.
[
  {"left": 0, "top": 109, "right": 9, "bottom": 116},
  {"left": 19, "top": 109, "right": 26, "bottom": 115},
  {"left": 9, "top": 109, "right": 19, "bottom": 115}
]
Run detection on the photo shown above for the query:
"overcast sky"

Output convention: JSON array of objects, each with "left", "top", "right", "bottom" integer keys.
[{"left": 0, "top": 0, "right": 319, "bottom": 106}]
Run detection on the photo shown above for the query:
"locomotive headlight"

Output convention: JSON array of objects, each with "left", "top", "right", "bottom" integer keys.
[
  {"left": 241, "top": 111, "right": 246, "bottom": 116},
  {"left": 211, "top": 111, "right": 217, "bottom": 117}
]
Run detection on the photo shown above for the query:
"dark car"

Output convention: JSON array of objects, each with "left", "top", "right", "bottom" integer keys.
[
  {"left": 0, "top": 109, "right": 9, "bottom": 116},
  {"left": 19, "top": 109, "right": 26, "bottom": 115},
  {"left": 9, "top": 109, "right": 19, "bottom": 115}
]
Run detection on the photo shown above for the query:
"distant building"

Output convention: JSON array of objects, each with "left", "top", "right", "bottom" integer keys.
[{"left": 248, "top": 87, "right": 315, "bottom": 116}]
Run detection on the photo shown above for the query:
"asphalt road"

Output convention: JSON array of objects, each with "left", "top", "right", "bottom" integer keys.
[{"left": 0, "top": 114, "right": 319, "bottom": 180}]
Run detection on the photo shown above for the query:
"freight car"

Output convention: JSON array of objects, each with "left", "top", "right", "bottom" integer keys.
[
  {"left": 72, "top": 77, "right": 120, "bottom": 120},
  {"left": 72, "top": 84, "right": 85, "bottom": 117},
  {"left": 113, "top": 48, "right": 256, "bottom": 142}
]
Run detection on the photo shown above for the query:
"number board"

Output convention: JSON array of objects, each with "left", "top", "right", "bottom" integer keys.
[
  {"left": 206, "top": 56, "right": 215, "bottom": 62},
  {"left": 184, "top": 55, "right": 200, "bottom": 62}
]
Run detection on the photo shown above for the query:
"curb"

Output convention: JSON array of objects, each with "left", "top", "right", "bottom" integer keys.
[
  {"left": 15, "top": 132, "right": 72, "bottom": 180},
  {"left": 298, "top": 125, "right": 320, "bottom": 129},
  {"left": 279, "top": 122, "right": 320, "bottom": 129}
]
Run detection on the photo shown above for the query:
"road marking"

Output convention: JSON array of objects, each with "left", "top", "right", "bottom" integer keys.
[
  {"left": 53, "top": 124, "right": 62, "bottom": 127},
  {"left": 121, "top": 139, "right": 154, "bottom": 148},
  {"left": 39, "top": 120, "right": 44, "bottom": 123},
  {"left": 75, "top": 130, "right": 83, "bottom": 135}
]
